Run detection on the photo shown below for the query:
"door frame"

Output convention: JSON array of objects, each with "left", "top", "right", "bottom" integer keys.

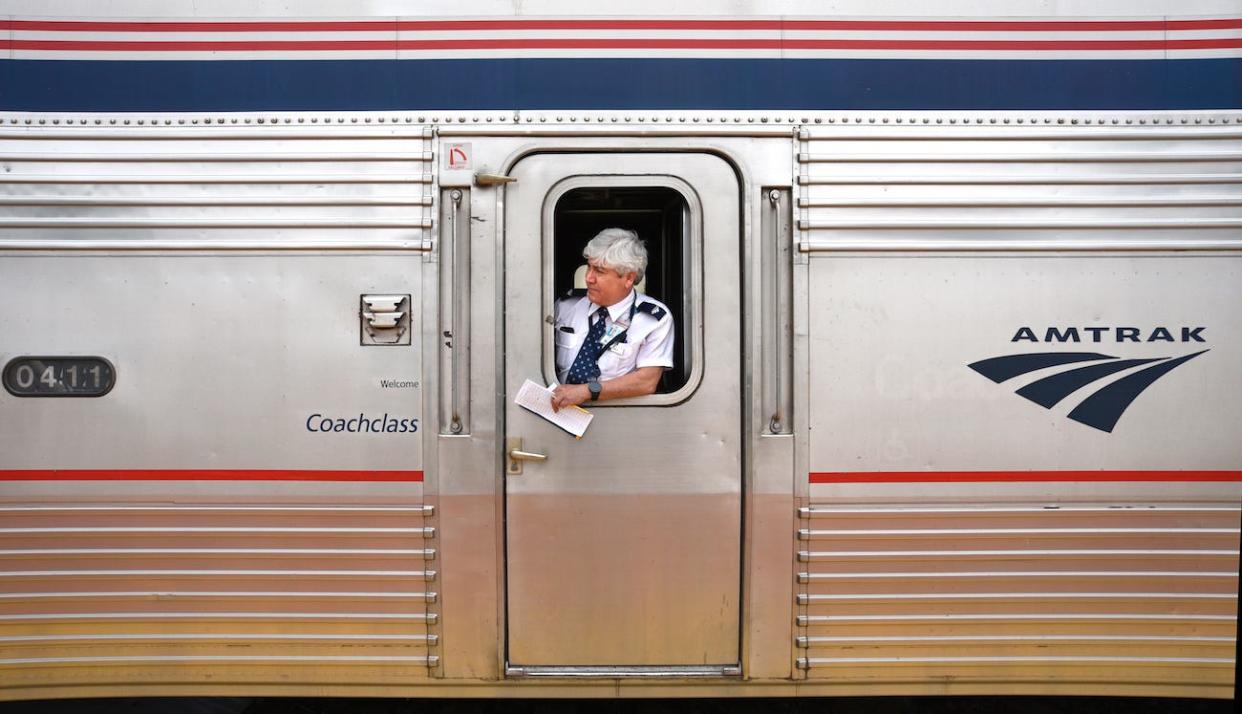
[{"left": 499, "top": 150, "right": 746, "bottom": 675}]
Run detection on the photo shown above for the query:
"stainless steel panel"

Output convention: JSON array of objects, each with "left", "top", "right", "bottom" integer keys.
[
  {"left": 797, "top": 123, "right": 1242, "bottom": 252},
  {"left": 0, "top": 126, "right": 434, "bottom": 250},
  {"left": 0, "top": 255, "right": 425, "bottom": 471},
  {"left": 804, "top": 255, "right": 1241, "bottom": 473},
  {"left": 0, "top": 120, "right": 439, "bottom": 693},
  {"left": 793, "top": 119, "right": 1242, "bottom": 693},
  {"left": 795, "top": 504, "right": 1239, "bottom": 688},
  {"left": 0, "top": 497, "right": 439, "bottom": 690},
  {"left": 504, "top": 153, "right": 742, "bottom": 667}
]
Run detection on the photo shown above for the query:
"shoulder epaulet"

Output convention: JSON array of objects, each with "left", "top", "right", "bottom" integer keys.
[
  {"left": 635, "top": 301, "right": 667, "bottom": 320},
  {"left": 563, "top": 288, "right": 588, "bottom": 298}
]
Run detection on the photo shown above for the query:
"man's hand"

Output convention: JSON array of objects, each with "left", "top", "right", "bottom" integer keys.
[
  {"left": 550, "top": 383, "right": 590, "bottom": 412},
  {"left": 549, "top": 367, "right": 663, "bottom": 411}
]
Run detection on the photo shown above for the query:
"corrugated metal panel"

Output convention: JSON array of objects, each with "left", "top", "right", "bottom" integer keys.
[
  {"left": 795, "top": 122, "right": 1241, "bottom": 689},
  {"left": 0, "top": 120, "right": 437, "bottom": 692},
  {"left": 795, "top": 504, "right": 1239, "bottom": 688},
  {"left": 0, "top": 124, "right": 435, "bottom": 250},
  {"left": 0, "top": 499, "right": 439, "bottom": 688},
  {"left": 796, "top": 125, "right": 1242, "bottom": 251}
]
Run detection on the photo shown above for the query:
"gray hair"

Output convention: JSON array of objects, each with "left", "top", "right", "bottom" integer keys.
[{"left": 583, "top": 228, "right": 648, "bottom": 283}]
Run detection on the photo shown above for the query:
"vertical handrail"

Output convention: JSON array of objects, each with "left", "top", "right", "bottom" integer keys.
[
  {"left": 439, "top": 188, "right": 470, "bottom": 435},
  {"left": 764, "top": 188, "right": 793, "bottom": 435},
  {"left": 765, "top": 189, "right": 784, "bottom": 432},
  {"left": 449, "top": 189, "right": 463, "bottom": 434}
]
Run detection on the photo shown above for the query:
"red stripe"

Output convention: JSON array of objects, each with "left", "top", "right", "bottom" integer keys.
[
  {"left": 10, "top": 40, "right": 397, "bottom": 51},
  {"left": 7, "top": 18, "right": 1242, "bottom": 33},
  {"left": 1166, "top": 19, "right": 1242, "bottom": 30},
  {"left": 5, "top": 21, "right": 398, "bottom": 32},
  {"left": 393, "top": 19, "right": 1179, "bottom": 32},
  {"left": 11, "top": 38, "right": 1242, "bottom": 52},
  {"left": 784, "top": 19, "right": 1242, "bottom": 31},
  {"left": 401, "top": 20, "right": 788, "bottom": 31},
  {"left": 810, "top": 470, "right": 1242, "bottom": 483},
  {"left": 0, "top": 470, "right": 423, "bottom": 482}
]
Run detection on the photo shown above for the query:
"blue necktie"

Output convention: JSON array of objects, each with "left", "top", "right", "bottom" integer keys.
[{"left": 565, "top": 310, "right": 608, "bottom": 384}]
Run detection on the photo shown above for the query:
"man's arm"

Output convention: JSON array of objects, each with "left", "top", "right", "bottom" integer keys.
[{"left": 550, "top": 366, "right": 662, "bottom": 412}]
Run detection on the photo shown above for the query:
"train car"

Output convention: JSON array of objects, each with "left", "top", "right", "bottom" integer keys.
[{"left": 1, "top": 0, "right": 1240, "bottom": 703}]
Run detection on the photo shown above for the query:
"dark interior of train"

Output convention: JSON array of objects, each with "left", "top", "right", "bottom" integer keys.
[{"left": 553, "top": 186, "right": 690, "bottom": 393}]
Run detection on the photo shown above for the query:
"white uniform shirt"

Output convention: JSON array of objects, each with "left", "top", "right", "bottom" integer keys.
[{"left": 553, "top": 290, "right": 675, "bottom": 384}]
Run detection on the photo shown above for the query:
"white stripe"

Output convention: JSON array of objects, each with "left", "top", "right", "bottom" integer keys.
[
  {"left": 1, "top": 633, "right": 435, "bottom": 642},
  {"left": 0, "top": 505, "right": 431, "bottom": 512},
  {"left": 782, "top": 49, "right": 1170, "bottom": 59},
  {"left": 1, "top": 527, "right": 430, "bottom": 533},
  {"left": 0, "top": 548, "right": 432, "bottom": 554},
  {"left": 1167, "top": 29, "right": 1242, "bottom": 40},
  {"left": 801, "top": 505, "right": 1240, "bottom": 513},
  {"left": 10, "top": 48, "right": 1189, "bottom": 61},
  {"left": 803, "top": 656, "right": 1235, "bottom": 664},
  {"left": 0, "top": 570, "right": 434, "bottom": 577},
  {"left": 395, "top": 30, "right": 786, "bottom": 40},
  {"left": 13, "top": 31, "right": 397, "bottom": 41},
  {"left": 11, "top": 30, "right": 1201, "bottom": 42},
  {"left": 0, "top": 655, "right": 436, "bottom": 664},
  {"left": 802, "top": 571, "right": 1237, "bottom": 578},
  {"left": 801, "top": 528, "right": 1239, "bottom": 535},
  {"left": 0, "top": 612, "right": 434, "bottom": 620},
  {"left": 801, "top": 613, "right": 1235, "bottom": 621},
  {"left": 21, "top": 48, "right": 1242, "bottom": 59},
  {"left": 11, "top": 51, "right": 397, "bottom": 60},
  {"left": 802, "top": 549, "right": 1240, "bottom": 556},
  {"left": 801, "top": 592, "right": 1237, "bottom": 600},
  {"left": 1170, "top": 48, "right": 1242, "bottom": 58},
  {"left": 0, "top": 591, "right": 434, "bottom": 599},
  {"left": 803, "top": 635, "right": 1236, "bottom": 642},
  {"left": 18, "top": 48, "right": 1242, "bottom": 60},
  {"left": 779, "top": 30, "right": 1167, "bottom": 40},
  {"left": 12, "top": 28, "right": 1237, "bottom": 43}
]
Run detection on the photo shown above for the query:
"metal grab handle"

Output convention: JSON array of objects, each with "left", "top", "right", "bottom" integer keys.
[
  {"left": 448, "top": 189, "right": 463, "bottom": 434},
  {"left": 767, "top": 190, "right": 784, "bottom": 433},
  {"left": 508, "top": 449, "right": 547, "bottom": 461},
  {"left": 439, "top": 188, "right": 471, "bottom": 435},
  {"left": 763, "top": 188, "right": 793, "bottom": 435}
]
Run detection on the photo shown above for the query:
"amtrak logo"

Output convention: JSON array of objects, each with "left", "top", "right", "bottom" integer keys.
[{"left": 969, "top": 331, "right": 1209, "bottom": 432}]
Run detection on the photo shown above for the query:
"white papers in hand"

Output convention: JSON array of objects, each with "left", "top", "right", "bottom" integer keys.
[{"left": 514, "top": 379, "right": 593, "bottom": 438}]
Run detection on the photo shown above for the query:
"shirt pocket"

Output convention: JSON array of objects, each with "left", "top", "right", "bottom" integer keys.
[
  {"left": 596, "top": 341, "right": 639, "bottom": 379},
  {"left": 554, "top": 328, "right": 585, "bottom": 372}
]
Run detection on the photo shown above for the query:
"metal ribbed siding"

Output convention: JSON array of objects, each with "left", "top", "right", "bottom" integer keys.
[
  {"left": 0, "top": 122, "right": 439, "bottom": 689},
  {"left": 794, "top": 121, "right": 1241, "bottom": 687},
  {"left": 0, "top": 501, "right": 439, "bottom": 688},
  {"left": 796, "top": 124, "right": 1242, "bottom": 251},
  {"left": 0, "top": 124, "right": 435, "bottom": 250},
  {"left": 795, "top": 504, "right": 1239, "bottom": 687}
]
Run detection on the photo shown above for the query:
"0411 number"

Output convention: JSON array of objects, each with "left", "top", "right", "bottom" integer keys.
[{"left": 3, "top": 357, "right": 115, "bottom": 397}]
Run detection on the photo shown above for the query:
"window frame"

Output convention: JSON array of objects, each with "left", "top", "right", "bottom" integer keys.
[{"left": 540, "top": 174, "right": 705, "bottom": 407}]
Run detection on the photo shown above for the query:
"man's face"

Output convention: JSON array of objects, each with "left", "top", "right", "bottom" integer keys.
[{"left": 585, "top": 259, "right": 636, "bottom": 308}]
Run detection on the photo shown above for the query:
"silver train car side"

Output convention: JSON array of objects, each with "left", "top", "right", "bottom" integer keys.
[{"left": 1, "top": 0, "right": 1240, "bottom": 702}]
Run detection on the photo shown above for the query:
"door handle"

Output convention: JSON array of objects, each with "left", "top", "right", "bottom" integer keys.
[
  {"left": 476, "top": 172, "right": 517, "bottom": 186},
  {"left": 506, "top": 437, "right": 546, "bottom": 475},
  {"left": 508, "top": 449, "right": 547, "bottom": 461}
]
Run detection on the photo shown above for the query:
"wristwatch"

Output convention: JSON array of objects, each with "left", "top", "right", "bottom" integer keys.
[{"left": 587, "top": 379, "right": 602, "bottom": 401}]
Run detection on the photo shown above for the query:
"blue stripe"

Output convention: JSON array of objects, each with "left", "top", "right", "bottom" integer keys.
[{"left": 2, "top": 58, "right": 1240, "bottom": 111}]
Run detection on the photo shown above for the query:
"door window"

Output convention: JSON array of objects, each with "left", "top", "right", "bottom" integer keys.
[{"left": 544, "top": 178, "right": 703, "bottom": 403}]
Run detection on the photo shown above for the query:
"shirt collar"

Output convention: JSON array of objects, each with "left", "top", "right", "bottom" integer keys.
[{"left": 591, "top": 290, "right": 637, "bottom": 325}]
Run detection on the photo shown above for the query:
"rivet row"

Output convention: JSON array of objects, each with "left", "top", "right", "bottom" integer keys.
[{"left": 4, "top": 114, "right": 1240, "bottom": 128}]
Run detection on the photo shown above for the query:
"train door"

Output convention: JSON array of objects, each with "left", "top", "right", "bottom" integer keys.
[{"left": 502, "top": 153, "right": 742, "bottom": 673}]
